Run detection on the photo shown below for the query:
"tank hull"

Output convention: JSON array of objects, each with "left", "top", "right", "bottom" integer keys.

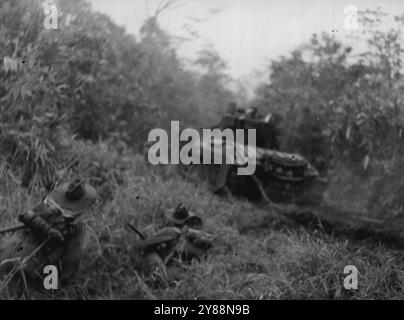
[{"left": 184, "top": 142, "right": 327, "bottom": 206}]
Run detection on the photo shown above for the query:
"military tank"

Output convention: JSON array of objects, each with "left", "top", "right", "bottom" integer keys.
[{"left": 186, "top": 103, "right": 327, "bottom": 206}]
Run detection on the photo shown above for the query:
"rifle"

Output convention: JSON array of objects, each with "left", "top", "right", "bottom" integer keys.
[
  {"left": 0, "top": 218, "right": 67, "bottom": 240},
  {"left": 0, "top": 206, "right": 90, "bottom": 238},
  {"left": 0, "top": 223, "right": 26, "bottom": 236},
  {"left": 126, "top": 222, "right": 146, "bottom": 239}
]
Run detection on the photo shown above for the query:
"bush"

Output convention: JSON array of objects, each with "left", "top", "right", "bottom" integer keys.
[
  {"left": 253, "top": 9, "right": 404, "bottom": 217},
  {"left": 0, "top": 0, "right": 235, "bottom": 189}
]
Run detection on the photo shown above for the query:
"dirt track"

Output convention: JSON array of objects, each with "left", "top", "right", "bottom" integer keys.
[{"left": 237, "top": 202, "right": 404, "bottom": 251}]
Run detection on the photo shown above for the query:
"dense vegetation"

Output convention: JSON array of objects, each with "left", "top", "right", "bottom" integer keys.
[
  {"left": 1, "top": 0, "right": 404, "bottom": 299},
  {"left": 254, "top": 9, "right": 404, "bottom": 218},
  {"left": 0, "top": 0, "right": 234, "bottom": 189}
]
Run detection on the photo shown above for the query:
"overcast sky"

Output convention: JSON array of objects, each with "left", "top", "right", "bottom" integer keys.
[{"left": 88, "top": 0, "right": 404, "bottom": 81}]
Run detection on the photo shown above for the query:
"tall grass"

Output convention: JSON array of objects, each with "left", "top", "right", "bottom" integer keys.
[{"left": 1, "top": 144, "right": 404, "bottom": 299}]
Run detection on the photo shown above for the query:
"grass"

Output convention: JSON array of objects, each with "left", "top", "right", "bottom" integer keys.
[{"left": 1, "top": 150, "right": 404, "bottom": 300}]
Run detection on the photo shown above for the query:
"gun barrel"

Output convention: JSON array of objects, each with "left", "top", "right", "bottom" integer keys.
[
  {"left": 0, "top": 223, "right": 26, "bottom": 236},
  {"left": 126, "top": 222, "right": 146, "bottom": 239}
]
